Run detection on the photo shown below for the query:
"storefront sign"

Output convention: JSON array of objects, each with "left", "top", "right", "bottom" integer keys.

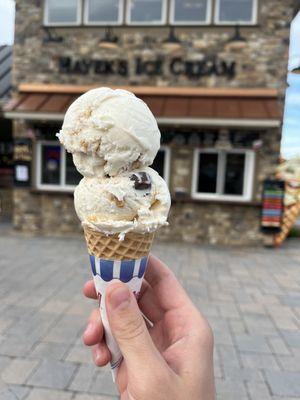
[
  {"left": 58, "top": 56, "right": 236, "bottom": 80},
  {"left": 14, "top": 139, "right": 32, "bottom": 162}
]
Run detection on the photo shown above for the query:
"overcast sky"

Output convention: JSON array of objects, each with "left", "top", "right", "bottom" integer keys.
[
  {"left": 0, "top": 0, "right": 15, "bottom": 46},
  {"left": 282, "top": 11, "right": 300, "bottom": 160}
]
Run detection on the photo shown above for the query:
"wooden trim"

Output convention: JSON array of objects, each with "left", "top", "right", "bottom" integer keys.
[
  {"left": 18, "top": 83, "right": 279, "bottom": 98},
  {"left": 4, "top": 112, "right": 281, "bottom": 128}
]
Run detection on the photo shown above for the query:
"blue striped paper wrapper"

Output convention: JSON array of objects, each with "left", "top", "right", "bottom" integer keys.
[{"left": 88, "top": 255, "right": 149, "bottom": 381}]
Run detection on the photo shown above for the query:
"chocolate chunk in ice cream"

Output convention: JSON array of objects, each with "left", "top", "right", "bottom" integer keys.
[{"left": 130, "top": 172, "right": 152, "bottom": 191}]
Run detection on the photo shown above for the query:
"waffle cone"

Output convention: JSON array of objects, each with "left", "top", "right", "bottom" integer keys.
[
  {"left": 274, "top": 202, "right": 300, "bottom": 246},
  {"left": 83, "top": 225, "right": 155, "bottom": 260}
]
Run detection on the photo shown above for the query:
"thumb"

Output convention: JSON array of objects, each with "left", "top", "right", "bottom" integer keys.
[{"left": 105, "top": 281, "right": 162, "bottom": 374}]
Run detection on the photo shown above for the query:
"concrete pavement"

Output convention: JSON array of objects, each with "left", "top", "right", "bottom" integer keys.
[{"left": 0, "top": 231, "right": 300, "bottom": 399}]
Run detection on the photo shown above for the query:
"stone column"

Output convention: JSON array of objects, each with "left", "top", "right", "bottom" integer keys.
[{"left": 12, "top": 119, "right": 42, "bottom": 232}]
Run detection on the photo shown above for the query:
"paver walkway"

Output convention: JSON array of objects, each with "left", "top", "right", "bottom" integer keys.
[{"left": 0, "top": 231, "right": 300, "bottom": 399}]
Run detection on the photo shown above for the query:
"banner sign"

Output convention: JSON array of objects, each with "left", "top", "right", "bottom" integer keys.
[{"left": 261, "top": 180, "right": 285, "bottom": 234}]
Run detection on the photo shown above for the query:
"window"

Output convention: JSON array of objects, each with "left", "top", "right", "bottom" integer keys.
[
  {"left": 215, "top": 0, "right": 257, "bottom": 25},
  {"left": 127, "top": 0, "right": 167, "bottom": 25},
  {"left": 151, "top": 146, "right": 171, "bottom": 185},
  {"left": 44, "top": 0, "right": 82, "bottom": 26},
  {"left": 84, "top": 0, "right": 123, "bottom": 25},
  {"left": 43, "top": 0, "right": 258, "bottom": 26},
  {"left": 36, "top": 141, "right": 81, "bottom": 191},
  {"left": 192, "top": 149, "right": 255, "bottom": 201},
  {"left": 170, "top": 0, "right": 211, "bottom": 25}
]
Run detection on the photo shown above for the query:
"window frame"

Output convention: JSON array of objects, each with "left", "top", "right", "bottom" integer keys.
[
  {"left": 157, "top": 145, "right": 171, "bottom": 186},
  {"left": 43, "top": 0, "right": 82, "bottom": 27},
  {"left": 191, "top": 148, "right": 255, "bottom": 202},
  {"left": 36, "top": 141, "right": 77, "bottom": 192},
  {"left": 84, "top": 0, "right": 124, "bottom": 26},
  {"left": 170, "top": 0, "right": 212, "bottom": 26},
  {"left": 214, "top": 0, "right": 258, "bottom": 25},
  {"left": 126, "top": 0, "right": 168, "bottom": 26}
]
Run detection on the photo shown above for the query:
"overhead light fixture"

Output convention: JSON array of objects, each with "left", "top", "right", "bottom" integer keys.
[
  {"left": 163, "top": 26, "right": 181, "bottom": 50},
  {"left": 99, "top": 27, "right": 119, "bottom": 49},
  {"left": 227, "top": 25, "right": 246, "bottom": 47},
  {"left": 215, "top": 129, "right": 232, "bottom": 150},
  {"left": 43, "top": 27, "right": 63, "bottom": 43}
]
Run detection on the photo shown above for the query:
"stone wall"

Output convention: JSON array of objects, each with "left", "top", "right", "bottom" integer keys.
[
  {"left": 9, "top": 0, "right": 290, "bottom": 244},
  {"left": 13, "top": 189, "right": 81, "bottom": 235},
  {"left": 160, "top": 202, "right": 262, "bottom": 246},
  {"left": 0, "top": 189, "right": 13, "bottom": 222},
  {"left": 13, "top": 0, "right": 293, "bottom": 92},
  {"left": 12, "top": 187, "right": 262, "bottom": 245},
  {"left": 254, "top": 128, "right": 282, "bottom": 200}
]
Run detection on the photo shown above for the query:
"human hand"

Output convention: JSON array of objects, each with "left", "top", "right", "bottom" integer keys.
[{"left": 83, "top": 254, "right": 215, "bottom": 400}]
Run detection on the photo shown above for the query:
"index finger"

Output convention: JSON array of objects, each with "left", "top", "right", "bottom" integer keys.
[
  {"left": 145, "top": 254, "right": 191, "bottom": 312},
  {"left": 83, "top": 280, "right": 98, "bottom": 299}
]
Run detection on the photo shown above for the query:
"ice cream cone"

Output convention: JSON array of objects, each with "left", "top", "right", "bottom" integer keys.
[
  {"left": 83, "top": 225, "right": 155, "bottom": 260},
  {"left": 274, "top": 202, "right": 300, "bottom": 246},
  {"left": 58, "top": 88, "right": 171, "bottom": 384},
  {"left": 83, "top": 225, "right": 155, "bottom": 380}
]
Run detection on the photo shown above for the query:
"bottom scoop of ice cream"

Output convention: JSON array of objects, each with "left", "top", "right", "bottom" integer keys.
[{"left": 74, "top": 167, "right": 170, "bottom": 237}]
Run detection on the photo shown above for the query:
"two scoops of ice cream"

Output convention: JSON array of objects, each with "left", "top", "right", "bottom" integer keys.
[
  {"left": 58, "top": 87, "right": 170, "bottom": 239},
  {"left": 57, "top": 87, "right": 171, "bottom": 379}
]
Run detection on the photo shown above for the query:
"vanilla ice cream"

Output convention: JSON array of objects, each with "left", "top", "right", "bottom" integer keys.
[
  {"left": 57, "top": 87, "right": 160, "bottom": 177},
  {"left": 74, "top": 168, "right": 170, "bottom": 238},
  {"left": 58, "top": 86, "right": 170, "bottom": 240}
]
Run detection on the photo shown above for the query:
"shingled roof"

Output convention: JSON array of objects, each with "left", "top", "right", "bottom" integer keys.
[{"left": 4, "top": 84, "right": 283, "bottom": 129}]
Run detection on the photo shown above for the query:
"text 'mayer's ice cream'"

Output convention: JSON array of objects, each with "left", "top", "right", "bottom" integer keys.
[{"left": 57, "top": 88, "right": 171, "bottom": 380}]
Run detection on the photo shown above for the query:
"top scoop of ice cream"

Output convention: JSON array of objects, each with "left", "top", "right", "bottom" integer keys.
[
  {"left": 74, "top": 167, "right": 171, "bottom": 237},
  {"left": 57, "top": 87, "right": 160, "bottom": 177}
]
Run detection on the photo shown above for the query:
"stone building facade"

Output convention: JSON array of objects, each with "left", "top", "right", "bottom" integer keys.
[
  {"left": 4, "top": 0, "right": 296, "bottom": 244},
  {"left": 13, "top": 0, "right": 293, "bottom": 89}
]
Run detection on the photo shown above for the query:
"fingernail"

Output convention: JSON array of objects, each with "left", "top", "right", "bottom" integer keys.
[{"left": 109, "top": 285, "right": 130, "bottom": 310}]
